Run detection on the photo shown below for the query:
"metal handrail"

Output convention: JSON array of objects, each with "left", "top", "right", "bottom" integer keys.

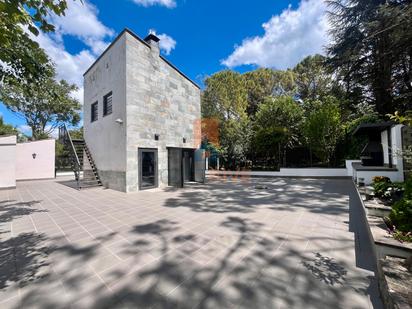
[{"left": 59, "top": 124, "right": 81, "bottom": 188}]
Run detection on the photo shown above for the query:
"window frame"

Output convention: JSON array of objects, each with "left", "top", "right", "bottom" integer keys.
[
  {"left": 91, "top": 101, "right": 98, "bottom": 122},
  {"left": 103, "top": 91, "right": 113, "bottom": 116}
]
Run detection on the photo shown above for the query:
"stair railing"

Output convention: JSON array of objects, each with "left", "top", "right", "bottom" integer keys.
[{"left": 59, "top": 124, "right": 81, "bottom": 189}]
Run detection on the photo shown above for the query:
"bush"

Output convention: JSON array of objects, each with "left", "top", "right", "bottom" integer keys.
[
  {"left": 389, "top": 178, "right": 412, "bottom": 234},
  {"left": 389, "top": 195, "right": 412, "bottom": 232},
  {"left": 373, "top": 181, "right": 391, "bottom": 197},
  {"left": 372, "top": 176, "right": 391, "bottom": 184},
  {"left": 372, "top": 176, "right": 404, "bottom": 199},
  {"left": 392, "top": 230, "right": 412, "bottom": 243}
]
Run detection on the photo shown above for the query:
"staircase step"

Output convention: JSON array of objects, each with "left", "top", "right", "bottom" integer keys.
[
  {"left": 61, "top": 134, "right": 101, "bottom": 189},
  {"left": 81, "top": 180, "right": 101, "bottom": 185},
  {"left": 79, "top": 183, "right": 102, "bottom": 189}
]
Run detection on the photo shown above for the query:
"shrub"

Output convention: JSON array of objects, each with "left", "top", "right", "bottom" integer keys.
[
  {"left": 392, "top": 230, "right": 412, "bottom": 243},
  {"left": 389, "top": 178, "right": 412, "bottom": 235},
  {"left": 389, "top": 196, "right": 412, "bottom": 232},
  {"left": 372, "top": 175, "right": 404, "bottom": 199},
  {"left": 382, "top": 182, "right": 404, "bottom": 199},
  {"left": 385, "top": 217, "right": 412, "bottom": 243},
  {"left": 373, "top": 181, "right": 391, "bottom": 197},
  {"left": 372, "top": 176, "right": 391, "bottom": 184}
]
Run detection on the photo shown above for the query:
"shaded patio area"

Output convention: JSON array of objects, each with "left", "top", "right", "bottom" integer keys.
[{"left": 0, "top": 177, "right": 382, "bottom": 308}]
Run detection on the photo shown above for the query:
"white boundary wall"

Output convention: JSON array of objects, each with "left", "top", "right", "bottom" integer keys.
[
  {"left": 0, "top": 137, "right": 55, "bottom": 188},
  {"left": 0, "top": 135, "right": 17, "bottom": 188},
  {"left": 354, "top": 170, "right": 404, "bottom": 185},
  {"left": 207, "top": 168, "right": 348, "bottom": 178},
  {"left": 16, "top": 139, "right": 55, "bottom": 180},
  {"left": 346, "top": 160, "right": 362, "bottom": 177}
]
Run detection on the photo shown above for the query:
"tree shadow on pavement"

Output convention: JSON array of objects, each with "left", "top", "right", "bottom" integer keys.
[{"left": 0, "top": 200, "right": 46, "bottom": 224}]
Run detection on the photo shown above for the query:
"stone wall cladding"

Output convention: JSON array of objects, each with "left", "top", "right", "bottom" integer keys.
[
  {"left": 99, "top": 170, "right": 127, "bottom": 192},
  {"left": 125, "top": 32, "right": 201, "bottom": 192}
]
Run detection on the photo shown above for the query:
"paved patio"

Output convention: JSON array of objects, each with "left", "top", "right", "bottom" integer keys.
[{"left": 0, "top": 176, "right": 382, "bottom": 308}]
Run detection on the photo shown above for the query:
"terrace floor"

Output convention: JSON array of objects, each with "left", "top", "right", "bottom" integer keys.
[{"left": 0, "top": 176, "right": 382, "bottom": 308}]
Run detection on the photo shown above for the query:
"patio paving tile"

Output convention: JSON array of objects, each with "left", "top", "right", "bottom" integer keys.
[{"left": 0, "top": 177, "right": 384, "bottom": 308}]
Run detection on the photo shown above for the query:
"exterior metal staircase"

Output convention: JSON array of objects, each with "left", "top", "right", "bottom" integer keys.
[{"left": 58, "top": 125, "right": 102, "bottom": 189}]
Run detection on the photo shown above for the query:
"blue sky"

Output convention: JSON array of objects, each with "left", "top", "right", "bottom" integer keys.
[{"left": 1, "top": 0, "right": 329, "bottom": 134}]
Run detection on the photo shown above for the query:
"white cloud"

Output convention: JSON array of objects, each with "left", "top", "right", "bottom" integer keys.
[
  {"left": 45, "top": 125, "right": 59, "bottom": 139},
  {"left": 18, "top": 125, "right": 31, "bottom": 135},
  {"left": 18, "top": 123, "right": 59, "bottom": 139},
  {"left": 49, "top": 0, "right": 113, "bottom": 54},
  {"left": 29, "top": 0, "right": 113, "bottom": 105},
  {"left": 222, "top": 0, "right": 329, "bottom": 70},
  {"left": 132, "top": 0, "right": 176, "bottom": 8},
  {"left": 157, "top": 33, "right": 177, "bottom": 55},
  {"left": 33, "top": 31, "right": 95, "bottom": 103}
]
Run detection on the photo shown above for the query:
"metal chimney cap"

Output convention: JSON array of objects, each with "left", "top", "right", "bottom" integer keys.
[{"left": 144, "top": 33, "right": 160, "bottom": 43}]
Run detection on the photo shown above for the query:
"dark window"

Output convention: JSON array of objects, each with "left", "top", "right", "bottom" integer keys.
[
  {"left": 103, "top": 91, "right": 113, "bottom": 116},
  {"left": 91, "top": 102, "right": 98, "bottom": 122},
  {"left": 154, "top": 134, "right": 159, "bottom": 141},
  {"left": 183, "top": 137, "right": 186, "bottom": 143}
]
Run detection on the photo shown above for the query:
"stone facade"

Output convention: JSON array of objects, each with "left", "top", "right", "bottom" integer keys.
[{"left": 84, "top": 29, "right": 201, "bottom": 192}]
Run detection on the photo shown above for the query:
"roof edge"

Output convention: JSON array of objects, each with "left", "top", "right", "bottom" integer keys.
[{"left": 83, "top": 28, "right": 200, "bottom": 89}]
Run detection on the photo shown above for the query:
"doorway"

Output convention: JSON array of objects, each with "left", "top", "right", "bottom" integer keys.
[
  {"left": 138, "top": 148, "right": 158, "bottom": 190},
  {"left": 168, "top": 148, "right": 194, "bottom": 188},
  {"left": 182, "top": 149, "right": 194, "bottom": 182}
]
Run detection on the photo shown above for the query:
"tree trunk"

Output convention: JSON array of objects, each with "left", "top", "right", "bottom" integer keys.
[{"left": 372, "top": 21, "right": 393, "bottom": 115}]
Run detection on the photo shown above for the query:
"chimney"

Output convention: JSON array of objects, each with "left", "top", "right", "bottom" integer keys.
[{"left": 144, "top": 32, "right": 160, "bottom": 56}]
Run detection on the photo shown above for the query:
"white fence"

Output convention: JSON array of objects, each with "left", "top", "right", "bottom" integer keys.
[
  {"left": 207, "top": 168, "right": 348, "bottom": 178},
  {"left": 0, "top": 136, "right": 55, "bottom": 189}
]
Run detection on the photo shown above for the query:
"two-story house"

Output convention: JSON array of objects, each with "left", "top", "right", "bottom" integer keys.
[{"left": 83, "top": 28, "right": 202, "bottom": 192}]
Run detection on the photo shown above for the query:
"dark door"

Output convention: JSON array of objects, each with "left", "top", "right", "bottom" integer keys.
[
  {"left": 182, "top": 149, "right": 194, "bottom": 182},
  {"left": 138, "top": 148, "right": 158, "bottom": 190},
  {"left": 168, "top": 148, "right": 183, "bottom": 187}
]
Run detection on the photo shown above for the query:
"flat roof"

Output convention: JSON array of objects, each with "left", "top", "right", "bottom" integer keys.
[
  {"left": 83, "top": 28, "right": 200, "bottom": 89},
  {"left": 352, "top": 121, "right": 394, "bottom": 136}
]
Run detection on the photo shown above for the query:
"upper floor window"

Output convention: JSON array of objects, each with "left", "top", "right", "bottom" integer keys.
[
  {"left": 91, "top": 102, "right": 98, "bottom": 122},
  {"left": 103, "top": 91, "right": 113, "bottom": 116}
]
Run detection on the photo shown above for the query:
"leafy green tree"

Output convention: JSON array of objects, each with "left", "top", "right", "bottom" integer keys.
[
  {"left": 69, "top": 126, "right": 84, "bottom": 140},
  {"left": 327, "top": 0, "right": 412, "bottom": 115},
  {"left": 253, "top": 96, "right": 304, "bottom": 165},
  {"left": 219, "top": 118, "right": 251, "bottom": 169},
  {"left": 0, "top": 0, "right": 74, "bottom": 81},
  {"left": 242, "top": 68, "right": 296, "bottom": 116},
  {"left": 202, "top": 70, "right": 248, "bottom": 120},
  {"left": 0, "top": 71, "right": 81, "bottom": 140},
  {"left": 303, "top": 97, "right": 343, "bottom": 165},
  {"left": 0, "top": 116, "right": 17, "bottom": 135},
  {"left": 293, "top": 55, "right": 335, "bottom": 101},
  {"left": 202, "top": 70, "right": 250, "bottom": 168}
]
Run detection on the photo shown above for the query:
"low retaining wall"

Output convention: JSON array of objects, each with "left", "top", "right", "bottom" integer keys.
[
  {"left": 354, "top": 182, "right": 412, "bottom": 308},
  {"left": 207, "top": 168, "right": 348, "bottom": 178}
]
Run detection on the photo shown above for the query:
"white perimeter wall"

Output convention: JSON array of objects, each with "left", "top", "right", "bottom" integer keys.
[
  {"left": 0, "top": 135, "right": 17, "bottom": 188},
  {"left": 354, "top": 170, "right": 404, "bottom": 185},
  {"left": 16, "top": 139, "right": 55, "bottom": 180},
  {"left": 207, "top": 168, "right": 348, "bottom": 178},
  {"left": 381, "top": 130, "right": 389, "bottom": 165},
  {"left": 345, "top": 160, "right": 362, "bottom": 177}
]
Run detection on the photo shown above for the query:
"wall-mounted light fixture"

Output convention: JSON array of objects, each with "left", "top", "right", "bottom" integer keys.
[
  {"left": 115, "top": 118, "right": 123, "bottom": 124},
  {"left": 183, "top": 137, "right": 186, "bottom": 143},
  {"left": 32, "top": 153, "right": 37, "bottom": 159}
]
